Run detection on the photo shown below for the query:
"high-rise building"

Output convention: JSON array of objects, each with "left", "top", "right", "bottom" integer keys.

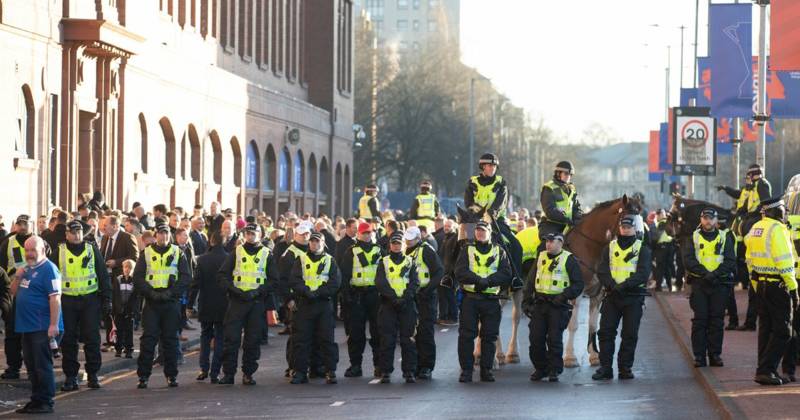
[
  {"left": 355, "top": 0, "right": 459, "bottom": 51},
  {"left": 0, "top": 0, "right": 356, "bottom": 220}
]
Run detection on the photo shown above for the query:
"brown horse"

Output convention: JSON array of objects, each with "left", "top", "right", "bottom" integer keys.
[{"left": 562, "top": 195, "right": 643, "bottom": 367}]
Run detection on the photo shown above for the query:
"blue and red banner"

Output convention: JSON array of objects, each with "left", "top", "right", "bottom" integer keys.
[
  {"left": 771, "top": 0, "right": 800, "bottom": 71},
  {"left": 649, "top": 130, "right": 661, "bottom": 182},
  {"left": 709, "top": 4, "right": 753, "bottom": 118},
  {"left": 659, "top": 123, "right": 670, "bottom": 171}
]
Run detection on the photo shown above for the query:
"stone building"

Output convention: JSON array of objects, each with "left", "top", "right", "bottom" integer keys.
[{"left": 0, "top": 0, "right": 355, "bottom": 220}]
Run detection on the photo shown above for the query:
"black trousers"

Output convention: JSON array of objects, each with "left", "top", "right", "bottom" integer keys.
[
  {"left": 416, "top": 293, "right": 437, "bottom": 371},
  {"left": 292, "top": 299, "right": 338, "bottom": 374},
  {"left": 782, "top": 303, "right": 800, "bottom": 375},
  {"left": 726, "top": 286, "right": 739, "bottom": 326},
  {"left": 598, "top": 295, "right": 644, "bottom": 371},
  {"left": 674, "top": 249, "right": 685, "bottom": 290},
  {"left": 347, "top": 287, "right": 380, "bottom": 368},
  {"left": 378, "top": 300, "right": 417, "bottom": 375},
  {"left": 690, "top": 283, "right": 730, "bottom": 360},
  {"left": 21, "top": 331, "right": 55, "bottom": 408},
  {"left": 222, "top": 299, "right": 265, "bottom": 376},
  {"left": 2, "top": 300, "right": 23, "bottom": 372},
  {"left": 61, "top": 294, "right": 102, "bottom": 378},
  {"left": 652, "top": 246, "right": 673, "bottom": 291},
  {"left": 137, "top": 299, "right": 181, "bottom": 378},
  {"left": 529, "top": 300, "right": 570, "bottom": 374},
  {"left": 114, "top": 312, "right": 135, "bottom": 352},
  {"left": 745, "top": 276, "right": 759, "bottom": 328},
  {"left": 756, "top": 281, "right": 792, "bottom": 376},
  {"left": 457, "top": 296, "right": 501, "bottom": 371},
  {"left": 437, "top": 285, "right": 458, "bottom": 322}
]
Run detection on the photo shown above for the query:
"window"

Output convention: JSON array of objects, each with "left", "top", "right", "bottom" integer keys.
[
  {"left": 279, "top": 148, "right": 290, "bottom": 192},
  {"left": 365, "top": 0, "right": 384, "bottom": 18},
  {"left": 412, "top": 0, "right": 420, "bottom": 9},
  {"left": 17, "top": 85, "right": 34, "bottom": 158},
  {"left": 397, "top": 0, "right": 408, "bottom": 9},
  {"left": 412, "top": 19, "right": 419, "bottom": 31},
  {"left": 427, "top": 19, "right": 436, "bottom": 32},
  {"left": 396, "top": 19, "right": 408, "bottom": 31},
  {"left": 428, "top": 0, "right": 439, "bottom": 7},
  {"left": 48, "top": 95, "right": 58, "bottom": 206},
  {"left": 294, "top": 151, "right": 304, "bottom": 192},
  {"left": 246, "top": 142, "right": 259, "bottom": 189}
]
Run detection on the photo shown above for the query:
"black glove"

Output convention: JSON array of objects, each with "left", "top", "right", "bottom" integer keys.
[
  {"left": 304, "top": 289, "right": 318, "bottom": 300},
  {"left": 715, "top": 185, "right": 725, "bottom": 192},
  {"left": 475, "top": 278, "right": 489, "bottom": 292}
]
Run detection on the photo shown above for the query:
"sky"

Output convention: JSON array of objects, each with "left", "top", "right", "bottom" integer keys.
[{"left": 460, "top": 0, "right": 734, "bottom": 144}]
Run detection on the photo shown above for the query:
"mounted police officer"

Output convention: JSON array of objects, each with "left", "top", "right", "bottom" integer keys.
[
  {"left": 218, "top": 223, "right": 276, "bottom": 385},
  {"left": 745, "top": 197, "right": 798, "bottom": 386},
  {"left": 593, "top": 215, "right": 651, "bottom": 381},
  {"left": 358, "top": 185, "right": 381, "bottom": 220},
  {"left": 54, "top": 220, "right": 112, "bottom": 391},
  {"left": 409, "top": 181, "right": 440, "bottom": 234},
  {"left": 523, "top": 232, "right": 583, "bottom": 382},
  {"left": 539, "top": 161, "right": 583, "bottom": 250},
  {"left": 683, "top": 208, "right": 736, "bottom": 368},
  {"left": 454, "top": 221, "right": 513, "bottom": 383},
  {"left": 133, "top": 223, "right": 191, "bottom": 389}
]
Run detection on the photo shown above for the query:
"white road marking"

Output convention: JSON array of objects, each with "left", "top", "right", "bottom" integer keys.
[
  {"left": 330, "top": 401, "right": 346, "bottom": 407},
  {"left": 441, "top": 328, "right": 449, "bottom": 332},
  {"left": 369, "top": 379, "right": 381, "bottom": 384}
]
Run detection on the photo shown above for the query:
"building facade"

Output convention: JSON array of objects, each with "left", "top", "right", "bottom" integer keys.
[
  {"left": 356, "top": 0, "right": 458, "bottom": 51},
  {"left": 0, "top": 0, "right": 355, "bottom": 220}
]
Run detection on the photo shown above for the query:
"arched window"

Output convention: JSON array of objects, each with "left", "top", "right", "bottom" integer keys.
[
  {"left": 308, "top": 154, "right": 318, "bottom": 194},
  {"left": 246, "top": 141, "right": 260, "bottom": 189},
  {"left": 160, "top": 117, "right": 176, "bottom": 177},
  {"left": 139, "top": 114, "right": 148, "bottom": 173},
  {"left": 319, "top": 157, "right": 329, "bottom": 195},
  {"left": 279, "top": 147, "right": 291, "bottom": 192},
  {"left": 264, "top": 144, "right": 276, "bottom": 191},
  {"left": 188, "top": 125, "right": 201, "bottom": 181},
  {"left": 294, "top": 150, "right": 304, "bottom": 192},
  {"left": 230, "top": 137, "right": 242, "bottom": 188},
  {"left": 17, "top": 85, "right": 35, "bottom": 158},
  {"left": 344, "top": 165, "right": 351, "bottom": 213}
]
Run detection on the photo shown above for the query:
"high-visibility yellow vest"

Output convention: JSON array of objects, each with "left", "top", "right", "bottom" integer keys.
[
  {"left": 232, "top": 245, "right": 269, "bottom": 291},
  {"left": 463, "top": 244, "right": 501, "bottom": 295},
  {"left": 788, "top": 215, "right": 800, "bottom": 242},
  {"left": 409, "top": 243, "right": 432, "bottom": 288},
  {"left": 58, "top": 243, "right": 98, "bottom": 296},
  {"left": 470, "top": 175, "right": 506, "bottom": 218},
  {"left": 736, "top": 181, "right": 763, "bottom": 213},
  {"left": 609, "top": 239, "right": 643, "bottom": 286},
  {"left": 6, "top": 235, "right": 25, "bottom": 272},
  {"left": 534, "top": 251, "right": 571, "bottom": 295},
  {"left": 543, "top": 180, "right": 576, "bottom": 221},
  {"left": 283, "top": 244, "right": 305, "bottom": 260},
  {"left": 693, "top": 229, "right": 725, "bottom": 272},
  {"left": 302, "top": 253, "right": 332, "bottom": 292},
  {"left": 515, "top": 226, "right": 541, "bottom": 264},
  {"left": 415, "top": 193, "right": 437, "bottom": 219},
  {"left": 359, "top": 194, "right": 378, "bottom": 219},
  {"left": 144, "top": 245, "right": 181, "bottom": 289},
  {"left": 656, "top": 225, "right": 673, "bottom": 244},
  {"left": 745, "top": 218, "right": 798, "bottom": 290},
  {"left": 382, "top": 255, "right": 412, "bottom": 297},
  {"left": 351, "top": 245, "right": 381, "bottom": 287}
]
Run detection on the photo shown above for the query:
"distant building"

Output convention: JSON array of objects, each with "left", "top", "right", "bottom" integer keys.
[
  {"left": 355, "top": 0, "right": 459, "bottom": 51},
  {"left": 1, "top": 0, "right": 355, "bottom": 220}
]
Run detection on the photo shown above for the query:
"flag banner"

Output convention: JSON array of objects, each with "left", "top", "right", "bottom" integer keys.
[
  {"left": 771, "top": 0, "right": 800, "bottom": 71},
  {"left": 697, "top": 57, "right": 711, "bottom": 107},
  {"left": 709, "top": 4, "right": 753, "bottom": 118},
  {"left": 751, "top": 56, "right": 800, "bottom": 119},
  {"left": 680, "top": 88, "right": 698, "bottom": 107},
  {"left": 659, "top": 123, "right": 670, "bottom": 172},
  {"left": 649, "top": 130, "right": 661, "bottom": 174}
]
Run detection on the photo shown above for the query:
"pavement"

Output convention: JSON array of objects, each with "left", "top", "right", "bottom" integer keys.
[
  {"left": 0, "top": 296, "right": 721, "bottom": 419},
  {"left": 657, "top": 288, "right": 800, "bottom": 420}
]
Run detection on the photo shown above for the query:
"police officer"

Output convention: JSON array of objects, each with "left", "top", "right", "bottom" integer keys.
[
  {"left": 409, "top": 181, "right": 440, "bottom": 234},
  {"left": 455, "top": 221, "right": 513, "bottom": 382},
  {"left": 539, "top": 161, "right": 583, "bottom": 248},
  {"left": 404, "top": 227, "right": 443, "bottom": 380},
  {"left": 781, "top": 212, "right": 800, "bottom": 381},
  {"left": 217, "top": 223, "right": 275, "bottom": 385},
  {"left": 651, "top": 209, "right": 675, "bottom": 292},
  {"left": 279, "top": 222, "right": 311, "bottom": 377},
  {"left": 132, "top": 223, "right": 191, "bottom": 389},
  {"left": 515, "top": 221, "right": 541, "bottom": 278},
  {"left": 375, "top": 232, "right": 419, "bottom": 383},
  {"left": 593, "top": 215, "right": 651, "bottom": 380},
  {"left": 359, "top": 185, "right": 381, "bottom": 220},
  {"left": 289, "top": 232, "right": 340, "bottom": 385},
  {"left": 0, "top": 215, "right": 33, "bottom": 379},
  {"left": 340, "top": 222, "right": 385, "bottom": 378},
  {"left": 523, "top": 232, "right": 583, "bottom": 382},
  {"left": 55, "top": 221, "right": 112, "bottom": 391},
  {"left": 718, "top": 213, "right": 741, "bottom": 330},
  {"left": 683, "top": 208, "right": 736, "bottom": 368},
  {"left": 745, "top": 197, "right": 798, "bottom": 386}
]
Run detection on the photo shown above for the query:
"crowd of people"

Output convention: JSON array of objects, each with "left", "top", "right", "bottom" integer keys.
[{"left": 0, "top": 156, "right": 797, "bottom": 414}]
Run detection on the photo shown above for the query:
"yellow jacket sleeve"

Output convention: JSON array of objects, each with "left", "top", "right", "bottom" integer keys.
[{"left": 772, "top": 225, "right": 798, "bottom": 291}]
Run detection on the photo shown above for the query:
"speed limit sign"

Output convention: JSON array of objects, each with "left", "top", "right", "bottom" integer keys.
[{"left": 672, "top": 107, "right": 716, "bottom": 176}]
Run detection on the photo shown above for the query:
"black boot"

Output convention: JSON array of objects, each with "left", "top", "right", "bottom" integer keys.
[
  {"left": 344, "top": 365, "right": 363, "bottom": 377},
  {"left": 417, "top": 368, "right": 432, "bottom": 380},
  {"left": 197, "top": 371, "right": 209, "bottom": 381},
  {"left": 379, "top": 373, "right": 391, "bottom": 384},
  {"left": 548, "top": 370, "right": 559, "bottom": 382},
  {"left": 218, "top": 375, "right": 235, "bottom": 385},
  {"left": 167, "top": 376, "right": 179, "bottom": 387},
  {"left": 694, "top": 358, "right": 707, "bottom": 368},
  {"left": 325, "top": 371, "right": 338, "bottom": 385},
  {"left": 242, "top": 374, "right": 256, "bottom": 386},
  {"left": 618, "top": 368, "right": 635, "bottom": 380},
  {"left": 87, "top": 374, "right": 101, "bottom": 389},
  {"left": 290, "top": 372, "right": 308, "bottom": 384},
  {"left": 709, "top": 356, "right": 724, "bottom": 367},
  {"left": 0, "top": 369, "right": 20, "bottom": 380},
  {"left": 403, "top": 372, "right": 416, "bottom": 383},
  {"left": 479, "top": 368, "right": 495, "bottom": 382},
  {"left": 592, "top": 367, "right": 613, "bottom": 380},
  {"left": 459, "top": 370, "right": 473, "bottom": 383},
  {"left": 529, "top": 370, "right": 546, "bottom": 381},
  {"left": 61, "top": 377, "right": 79, "bottom": 392},
  {"left": 137, "top": 377, "right": 148, "bottom": 389},
  {"left": 754, "top": 373, "right": 783, "bottom": 385}
]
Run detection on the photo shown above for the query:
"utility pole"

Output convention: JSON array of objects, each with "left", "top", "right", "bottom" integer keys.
[{"left": 755, "top": 0, "right": 769, "bottom": 173}]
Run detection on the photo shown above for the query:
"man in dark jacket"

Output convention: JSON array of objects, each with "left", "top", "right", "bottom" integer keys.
[{"left": 193, "top": 232, "right": 229, "bottom": 383}]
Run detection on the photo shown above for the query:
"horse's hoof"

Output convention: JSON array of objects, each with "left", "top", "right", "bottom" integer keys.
[
  {"left": 563, "top": 355, "right": 579, "bottom": 368},
  {"left": 496, "top": 353, "right": 506, "bottom": 366},
  {"left": 505, "top": 354, "right": 520, "bottom": 364},
  {"left": 588, "top": 354, "right": 601, "bottom": 367}
]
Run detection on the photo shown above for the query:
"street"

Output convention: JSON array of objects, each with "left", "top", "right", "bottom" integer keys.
[{"left": 1, "top": 297, "right": 720, "bottom": 419}]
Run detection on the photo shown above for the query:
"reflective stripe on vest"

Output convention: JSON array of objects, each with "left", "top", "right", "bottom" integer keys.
[
  {"left": 233, "top": 246, "right": 269, "bottom": 291},
  {"left": 415, "top": 193, "right": 436, "bottom": 219},
  {"left": 543, "top": 180, "right": 576, "bottom": 221},
  {"left": 383, "top": 255, "right": 412, "bottom": 297},
  {"left": 352, "top": 246, "right": 380, "bottom": 287},
  {"left": 464, "top": 245, "right": 501, "bottom": 295},
  {"left": 534, "top": 251, "right": 571, "bottom": 295},
  {"left": 693, "top": 229, "right": 725, "bottom": 272},
  {"left": 745, "top": 219, "right": 797, "bottom": 281},
  {"left": 410, "top": 244, "right": 431, "bottom": 288},
  {"left": 6, "top": 235, "right": 25, "bottom": 272},
  {"left": 609, "top": 239, "right": 643, "bottom": 285},
  {"left": 302, "top": 254, "right": 331, "bottom": 292},
  {"left": 144, "top": 245, "right": 180, "bottom": 289},
  {"left": 515, "top": 226, "right": 540, "bottom": 263},
  {"left": 359, "top": 195, "right": 377, "bottom": 219},
  {"left": 58, "top": 243, "right": 98, "bottom": 296},
  {"left": 470, "top": 175, "right": 505, "bottom": 219},
  {"left": 788, "top": 215, "right": 800, "bottom": 242}
]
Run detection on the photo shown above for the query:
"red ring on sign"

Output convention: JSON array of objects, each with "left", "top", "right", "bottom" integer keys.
[{"left": 681, "top": 119, "right": 709, "bottom": 148}]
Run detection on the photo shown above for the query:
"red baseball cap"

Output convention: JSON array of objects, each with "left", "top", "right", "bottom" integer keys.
[{"left": 357, "top": 222, "right": 373, "bottom": 235}]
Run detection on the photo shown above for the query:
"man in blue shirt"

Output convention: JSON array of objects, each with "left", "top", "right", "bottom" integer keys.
[{"left": 11, "top": 236, "right": 63, "bottom": 414}]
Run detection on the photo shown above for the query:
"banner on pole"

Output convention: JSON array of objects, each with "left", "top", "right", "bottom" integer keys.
[
  {"left": 659, "top": 123, "right": 670, "bottom": 172},
  {"left": 771, "top": 0, "right": 800, "bottom": 71},
  {"left": 709, "top": 4, "right": 753, "bottom": 118},
  {"left": 649, "top": 130, "right": 661, "bottom": 174},
  {"left": 672, "top": 107, "right": 717, "bottom": 176}
]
